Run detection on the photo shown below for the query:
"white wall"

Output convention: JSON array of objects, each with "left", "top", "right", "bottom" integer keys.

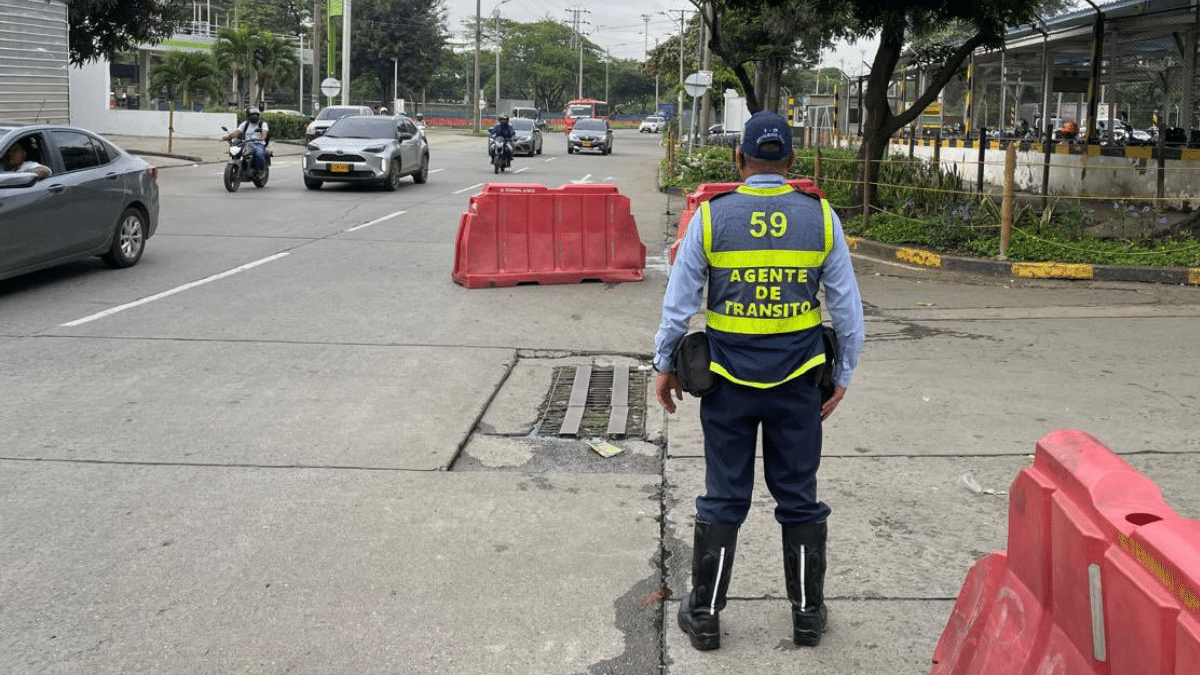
[
  {"left": 69, "top": 59, "right": 235, "bottom": 138},
  {"left": 899, "top": 143, "right": 1200, "bottom": 207}
]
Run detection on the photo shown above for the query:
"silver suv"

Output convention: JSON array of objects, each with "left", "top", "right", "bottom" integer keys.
[
  {"left": 302, "top": 115, "right": 430, "bottom": 190},
  {"left": 304, "top": 105, "right": 375, "bottom": 142}
]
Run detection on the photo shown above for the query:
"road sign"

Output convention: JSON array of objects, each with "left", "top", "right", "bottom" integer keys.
[
  {"left": 684, "top": 72, "right": 711, "bottom": 98},
  {"left": 320, "top": 77, "right": 341, "bottom": 98}
]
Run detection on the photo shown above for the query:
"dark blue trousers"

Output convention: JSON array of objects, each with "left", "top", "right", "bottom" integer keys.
[{"left": 697, "top": 376, "right": 830, "bottom": 526}]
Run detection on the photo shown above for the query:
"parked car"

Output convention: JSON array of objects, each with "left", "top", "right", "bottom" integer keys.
[
  {"left": 302, "top": 114, "right": 430, "bottom": 190},
  {"left": 640, "top": 115, "right": 665, "bottom": 133},
  {"left": 304, "top": 105, "right": 375, "bottom": 142},
  {"left": 567, "top": 117, "right": 613, "bottom": 155},
  {"left": 510, "top": 118, "right": 543, "bottom": 156},
  {"left": 0, "top": 123, "right": 159, "bottom": 283}
]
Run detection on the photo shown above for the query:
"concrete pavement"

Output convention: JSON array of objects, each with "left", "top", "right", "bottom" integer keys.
[{"left": 66, "top": 131, "right": 1200, "bottom": 674}]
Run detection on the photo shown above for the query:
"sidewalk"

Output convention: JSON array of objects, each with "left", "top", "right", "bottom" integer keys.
[{"left": 107, "top": 133, "right": 307, "bottom": 167}]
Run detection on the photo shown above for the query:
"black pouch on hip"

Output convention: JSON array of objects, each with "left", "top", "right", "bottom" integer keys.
[
  {"left": 671, "top": 331, "right": 718, "bottom": 397},
  {"left": 817, "top": 325, "right": 839, "bottom": 403}
]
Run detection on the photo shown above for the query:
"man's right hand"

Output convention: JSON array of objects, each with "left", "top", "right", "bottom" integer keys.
[{"left": 655, "top": 371, "right": 683, "bottom": 414}]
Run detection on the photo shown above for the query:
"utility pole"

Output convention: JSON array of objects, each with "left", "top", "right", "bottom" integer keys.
[
  {"left": 473, "top": 0, "right": 481, "bottom": 132},
  {"left": 311, "top": 0, "right": 321, "bottom": 114},
  {"left": 699, "top": 5, "right": 711, "bottom": 142},
  {"left": 340, "top": 0, "right": 351, "bottom": 105},
  {"left": 566, "top": 7, "right": 589, "bottom": 100},
  {"left": 673, "top": 9, "right": 688, "bottom": 139}
]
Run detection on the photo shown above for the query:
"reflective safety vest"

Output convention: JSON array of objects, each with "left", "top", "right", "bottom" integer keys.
[{"left": 700, "top": 184, "right": 834, "bottom": 388}]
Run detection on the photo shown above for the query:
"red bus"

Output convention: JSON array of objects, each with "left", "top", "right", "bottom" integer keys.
[{"left": 563, "top": 98, "right": 609, "bottom": 132}]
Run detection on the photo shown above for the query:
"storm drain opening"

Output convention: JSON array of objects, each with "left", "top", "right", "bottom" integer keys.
[{"left": 537, "top": 365, "right": 649, "bottom": 439}]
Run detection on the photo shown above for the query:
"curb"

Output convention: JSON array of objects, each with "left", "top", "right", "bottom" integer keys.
[
  {"left": 127, "top": 149, "right": 206, "bottom": 163},
  {"left": 658, "top": 185, "right": 1200, "bottom": 286},
  {"left": 847, "top": 237, "right": 1200, "bottom": 286}
]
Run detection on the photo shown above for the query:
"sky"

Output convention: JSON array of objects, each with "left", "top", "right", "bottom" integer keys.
[{"left": 441, "top": 0, "right": 877, "bottom": 69}]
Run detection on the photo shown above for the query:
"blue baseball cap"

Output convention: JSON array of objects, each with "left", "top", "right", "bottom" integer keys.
[{"left": 740, "top": 111, "right": 792, "bottom": 161}]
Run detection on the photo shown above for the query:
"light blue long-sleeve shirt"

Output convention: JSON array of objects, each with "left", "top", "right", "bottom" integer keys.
[{"left": 653, "top": 173, "right": 865, "bottom": 388}]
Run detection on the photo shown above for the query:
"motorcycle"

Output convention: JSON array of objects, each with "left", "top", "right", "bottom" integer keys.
[
  {"left": 220, "top": 126, "right": 271, "bottom": 192},
  {"left": 489, "top": 136, "right": 513, "bottom": 174}
]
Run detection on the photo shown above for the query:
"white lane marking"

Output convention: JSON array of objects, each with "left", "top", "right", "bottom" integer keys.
[
  {"left": 544, "top": 157, "right": 557, "bottom": 162},
  {"left": 429, "top": 168, "right": 445, "bottom": 173},
  {"left": 570, "top": 173, "right": 593, "bottom": 184},
  {"left": 454, "top": 183, "right": 484, "bottom": 194},
  {"left": 61, "top": 252, "right": 291, "bottom": 327},
  {"left": 346, "top": 210, "right": 406, "bottom": 232},
  {"left": 514, "top": 167, "right": 529, "bottom": 173}
]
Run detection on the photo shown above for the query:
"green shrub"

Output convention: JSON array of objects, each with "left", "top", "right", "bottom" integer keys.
[
  {"left": 234, "top": 111, "right": 310, "bottom": 141},
  {"left": 662, "top": 143, "right": 1200, "bottom": 267}
]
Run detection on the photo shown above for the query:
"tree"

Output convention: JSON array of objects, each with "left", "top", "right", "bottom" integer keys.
[
  {"left": 251, "top": 32, "right": 300, "bottom": 107},
  {"left": 149, "top": 51, "right": 221, "bottom": 108},
  {"left": 213, "top": 26, "right": 262, "bottom": 107},
  {"left": 68, "top": 0, "right": 190, "bottom": 65},
  {"left": 837, "top": 0, "right": 1044, "bottom": 208},
  {"left": 697, "top": 1, "right": 851, "bottom": 114},
  {"left": 498, "top": 20, "right": 581, "bottom": 112},
  {"left": 231, "top": 0, "right": 308, "bottom": 36},
  {"left": 349, "top": 0, "right": 449, "bottom": 106}
]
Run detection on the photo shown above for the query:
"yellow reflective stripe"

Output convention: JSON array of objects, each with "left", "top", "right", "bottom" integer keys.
[
  {"left": 706, "top": 306, "right": 823, "bottom": 334},
  {"left": 701, "top": 201, "right": 714, "bottom": 258},
  {"left": 709, "top": 352, "right": 826, "bottom": 389},
  {"left": 735, "top": 184, "right": 796, "bottom": 197},
  {"left": 820, "top": 199, "right": 833, "bottom": 253},
  {"left": 708, "top": 249, "right": 827, "bottom": 269}
]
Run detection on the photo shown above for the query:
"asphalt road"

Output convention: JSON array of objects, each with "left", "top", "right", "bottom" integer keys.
[{"left": 2, "top": 128, "right": 1199, "bottom": 674}]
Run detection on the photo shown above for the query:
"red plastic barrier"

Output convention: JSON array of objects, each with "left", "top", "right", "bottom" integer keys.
[
  {"left": 668, "top": 179, "right": 826, "bottom": 263},
  {"left": 452, "top": 183, "right": 646, "bottom": 288},
  {"left": 930, "top": 429, "right": 1200, "bottom": 675}
]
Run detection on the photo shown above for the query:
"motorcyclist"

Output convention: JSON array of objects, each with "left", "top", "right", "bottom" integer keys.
[
  {"left": 223, "top": 107, "right": 269, "bottom": 173},
  {"left": 415, "top": 113, "right": 425, "bottom": 129},
  {"left": 488, "top": 114, "right": 515, "bottom": 160}
]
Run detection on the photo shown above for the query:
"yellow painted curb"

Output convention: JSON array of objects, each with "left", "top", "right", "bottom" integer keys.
[
  {"left": 1189, "top": 268, "right": 1200, "bottom": 285},
  {"left": 896, "top": 247, "right": 942, "bottom": 268},
  {"left": 1011, "top": 262, "right": 1094, "bottom": 279},
  {"left": 845, "top": 236, "right": 862, "bottom": 250},
  {"left": 1126, "top": 146, "right": 1152, "bottom": 160}
]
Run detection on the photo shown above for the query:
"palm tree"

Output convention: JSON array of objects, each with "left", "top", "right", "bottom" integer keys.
[
  {"left": 251, "top": 32, "right": 299, "bottom": 107},
  {"left": 213, "top": 25, "right": 260, "bottom": 107},
  {"left": 149, "top": 50, "right": 220, "bottom": 109}
]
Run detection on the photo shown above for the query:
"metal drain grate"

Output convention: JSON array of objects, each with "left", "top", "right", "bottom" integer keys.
[{"left": 538, "top": 366, "right": 648, "bottom": 439}]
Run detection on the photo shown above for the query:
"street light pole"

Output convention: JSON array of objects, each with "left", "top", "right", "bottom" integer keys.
[
  {"left": 473, "top": 0, "right": 481, "bottom": 132},
  {"left": 340, "top": 0, "right": 351, "bottom": 105},
  {"left": 392, "top": 57, "right": 398, "bottom": 112}
]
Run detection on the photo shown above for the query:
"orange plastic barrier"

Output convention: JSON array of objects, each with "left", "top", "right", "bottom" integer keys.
[
  {"left": 668, "top": 179, "right": 826, "bottom": 264},
  {"left": 930, "top": 429, "right": 1200, "bottom": 675},
  {"left": 452, "top": 183, "right": 646, "bottom": 288}
]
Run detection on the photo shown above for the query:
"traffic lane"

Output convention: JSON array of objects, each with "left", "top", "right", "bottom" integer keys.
[
  {"left": 844, "top": 265, "right": 1200, "bottom": 456},
  {"left": 0, "top": 463, "right": 660, "bottom": 675},
  {"left": 46, "top": 234, "right": 663, "bottom": 354},
  {"left": 839, "top": 310, "right": 1200, "bottom": 458},
  {"left": 0, "top": 336, "right": 512, "bottom": 469},
  {"left": 0, "top": 228, "right": 307, "bottom": 337}
]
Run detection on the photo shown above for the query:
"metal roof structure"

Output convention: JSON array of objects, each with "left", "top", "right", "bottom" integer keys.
[{"left": 966, "top": 0, "right": 1200, "bottom": 131}]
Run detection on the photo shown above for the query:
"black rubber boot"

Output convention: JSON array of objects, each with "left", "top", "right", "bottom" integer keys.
[
  {"left": 783, "top": 521, "right": 828, "bottom": 646},
  {"left": 678, "top": 521, "right": 738, "bottom": 651}
]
